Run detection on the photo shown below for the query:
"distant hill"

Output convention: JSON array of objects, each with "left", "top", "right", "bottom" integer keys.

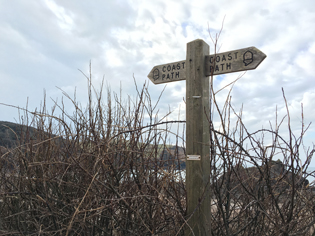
[
  {"left": 0, "top": 121, "right": 39, "bottom": 148},
  {"left": 216, "top": 159, "right": 310, "bottom": 201}
]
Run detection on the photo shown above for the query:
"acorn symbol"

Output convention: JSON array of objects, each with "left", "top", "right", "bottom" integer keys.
[
  {"left": 243, "top": 51, "right": 253, "bottom": 66},
  {"left": 153, "top": 68, "right": 160, "bottom": 80}
]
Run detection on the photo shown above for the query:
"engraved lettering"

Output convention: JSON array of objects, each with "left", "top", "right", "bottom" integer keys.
[
  {"left": 226, "top": 63, "right": 231, "bottom": 70},
  {"left": 228, "top": 53, "right": 232, "bottom": 60},
  {"left": 210, "top": 66, "right": 214, "bottom": 73},
  {"left": 222, "top": 55, "right": 226, "bottom": 61}
]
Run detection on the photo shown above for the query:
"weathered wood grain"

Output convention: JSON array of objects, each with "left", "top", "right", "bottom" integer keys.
[{"left": 185, "top": 39, "right": 211, "bottom": 236}]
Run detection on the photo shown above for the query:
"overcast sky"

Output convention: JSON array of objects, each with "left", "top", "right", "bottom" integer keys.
[{"left": 1, "top": 0, "right": 315, "bottom": 165}]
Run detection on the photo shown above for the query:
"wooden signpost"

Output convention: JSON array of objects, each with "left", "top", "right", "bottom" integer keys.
[
  {"left": 148, "top": 39, "right": 266, "bottom": 235},
  {"left": 148, "top": 46, "right": 266, "bottom": 84}
]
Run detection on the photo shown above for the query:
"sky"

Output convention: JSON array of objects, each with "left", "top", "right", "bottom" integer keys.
[{"left": 1, "top": 0, "right": 315, "bottom": 166}]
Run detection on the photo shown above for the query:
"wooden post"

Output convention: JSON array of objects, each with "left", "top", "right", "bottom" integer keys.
[{"left": 185, "top": 39, "right": 211, "bottom": 235}]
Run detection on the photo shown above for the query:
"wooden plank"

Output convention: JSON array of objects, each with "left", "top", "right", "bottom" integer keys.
[
  {"left": 147, "top": 60, "right": 186, "bottom": 84},
  {"left": 205, "top": 46, "right": 266, "bottom": 76},
  {"left": 185, "top": 39, "right": 211, "bottom": 236}
]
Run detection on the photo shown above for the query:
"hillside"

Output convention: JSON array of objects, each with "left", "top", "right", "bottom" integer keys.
[
  {"left": 216, "top": 159, "right": 311, "bottom": 202},
  {"left": 0, "top": 121, "right": 39, "bottom": 148}
]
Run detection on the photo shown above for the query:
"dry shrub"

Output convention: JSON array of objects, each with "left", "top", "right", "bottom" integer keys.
[
  {"left": 209, "top": 88, "right": 315, "bottom": 236},
  {"left": 1, "top": 67, "right": 315, "bottom": 236},
  {"left": 0, "top": 72, "right": 186, "bottom": 235}
]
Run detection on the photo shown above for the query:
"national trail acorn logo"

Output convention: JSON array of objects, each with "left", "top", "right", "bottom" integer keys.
[
  {"left": 243, "top": 51, "right": 253, "bottom": 66},
  {"left": 153, "top": 68, "right": 160, "bottom": 80}
]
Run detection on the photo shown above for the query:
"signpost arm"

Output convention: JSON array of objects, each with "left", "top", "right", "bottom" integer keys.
[{"left": 185, "top": 39, "right": 211, "bottom": 235}]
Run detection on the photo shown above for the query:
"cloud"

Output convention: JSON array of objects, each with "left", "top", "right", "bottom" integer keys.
[{"left": 0, "top": 0, "right": 315, "bottom": 165}]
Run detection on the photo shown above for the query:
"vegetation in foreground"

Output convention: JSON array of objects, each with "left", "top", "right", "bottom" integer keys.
[{"left": 0, "top": 69, "right": 315, "bottom": 235}]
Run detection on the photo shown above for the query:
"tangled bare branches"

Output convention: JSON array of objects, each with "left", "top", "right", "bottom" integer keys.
[
  {"left": 0, "top": 67, "right": 314, "bottom": 235},
  {"left": 0, "top": 76, "right": 186, "bottom": 235}
]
